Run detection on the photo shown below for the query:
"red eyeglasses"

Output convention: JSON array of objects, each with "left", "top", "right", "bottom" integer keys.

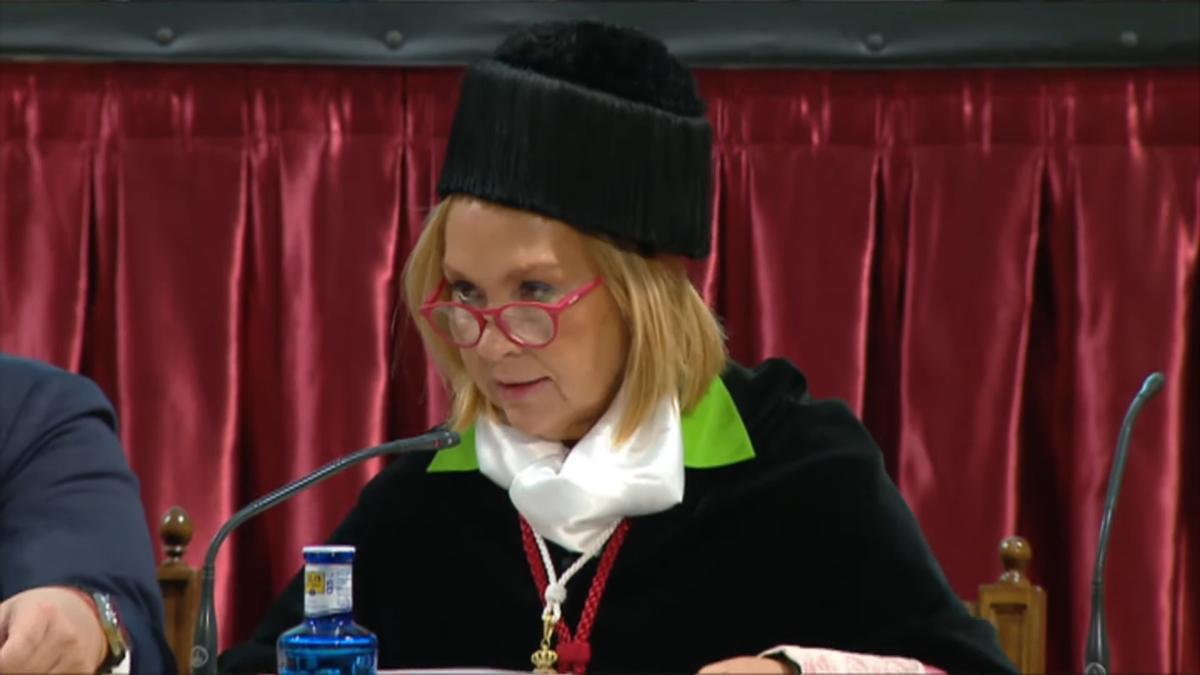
[{"left": 420, "top": 277, "right": 604, "bottom": 349}]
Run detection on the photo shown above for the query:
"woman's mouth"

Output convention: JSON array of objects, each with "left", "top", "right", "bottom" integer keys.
[{"left": 495, "top": 377, "right": 549, "bottom": 401}]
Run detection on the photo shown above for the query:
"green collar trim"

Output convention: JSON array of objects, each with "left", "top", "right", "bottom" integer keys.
[
  {"left": 425, "top": 424, "right": 479, "bottom": 472},
  {"left": 680, "top": 376, "right": 757, "bottom": 468},
  {"left": 426, "top": 377, "right": 755, "bottom": 473}
]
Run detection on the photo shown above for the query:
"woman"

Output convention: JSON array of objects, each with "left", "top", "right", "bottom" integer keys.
[{"left": 221, "top": 20, "right": 1016, "bottom": 675}]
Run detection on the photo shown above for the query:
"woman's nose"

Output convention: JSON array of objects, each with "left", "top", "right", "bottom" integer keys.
[{"left": 473, "top": 318, "right": 521, "bottom": 361}]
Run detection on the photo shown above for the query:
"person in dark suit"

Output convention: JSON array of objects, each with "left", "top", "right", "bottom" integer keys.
[{"left": 0, "top": 353, "right": 174, "bottom": 674}]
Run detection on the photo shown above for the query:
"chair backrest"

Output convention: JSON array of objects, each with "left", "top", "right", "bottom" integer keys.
[
  {"left": 967, "top": 536, "right": 1047, "bottom": 674},
  {"left": 158, "top": 507, "right": 203, "bottom": 675},
  {"left": 156, "top": 508, "right": 1047, "bottom": 675}
]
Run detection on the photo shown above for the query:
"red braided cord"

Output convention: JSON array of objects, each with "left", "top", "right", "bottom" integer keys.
[
  {"left": 519, "top": 517, "right": 571, "bottom": 643},
  {"left": 518, "top": 517, "right": 631, "bottom": 645},
  {"left": 520, "top": 517, "right": 550, "bottom": 592},
  {"left": 574, "top": 519, "right": 630, "bottom": 642}
]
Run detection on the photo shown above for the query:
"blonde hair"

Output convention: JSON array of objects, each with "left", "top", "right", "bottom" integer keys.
[{"left": 402, "top": 196, "right": 727, "bottom": 442}]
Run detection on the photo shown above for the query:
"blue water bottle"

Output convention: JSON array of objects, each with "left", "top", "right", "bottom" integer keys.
[{"left": 277, "top": 545, "right": 378, "bottom": 675}]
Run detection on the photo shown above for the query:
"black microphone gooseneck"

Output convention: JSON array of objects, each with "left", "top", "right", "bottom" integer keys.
[
  {"left": 190, "top": 429, "right": 461, "bottom": 675},
  {"left": 1084, "top": 372, "right": 1165, "bottom": 675}
]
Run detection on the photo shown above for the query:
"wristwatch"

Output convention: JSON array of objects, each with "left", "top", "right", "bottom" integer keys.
[{"left": 86, "top": 590, "right": 129, "bottom": 672}]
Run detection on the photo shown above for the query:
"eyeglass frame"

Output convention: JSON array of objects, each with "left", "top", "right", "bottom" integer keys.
[{"left": 419, "top": 277, "right": 605, "bottom": 349}]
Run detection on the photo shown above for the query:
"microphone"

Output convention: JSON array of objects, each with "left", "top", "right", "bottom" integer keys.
[
  {"left": 1084, "top": 372, "right": 1165, "bottom": 675},
  {"left": 190, "top": 429, "right": 461, "bottom": 675}
]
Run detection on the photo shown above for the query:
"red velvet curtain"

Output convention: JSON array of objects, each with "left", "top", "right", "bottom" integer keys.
[{"left": 1, "top": 63, "right": 1196, "bottom": 673}]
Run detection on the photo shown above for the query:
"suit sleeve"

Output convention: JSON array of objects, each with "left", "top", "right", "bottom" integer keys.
[{"left": 0, "top": 367, "right": 175, "bottom": 674}]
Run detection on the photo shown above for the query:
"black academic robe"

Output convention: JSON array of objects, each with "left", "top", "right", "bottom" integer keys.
[{"left": 220, "top": 359, "right": 1016, "bottom": 674}]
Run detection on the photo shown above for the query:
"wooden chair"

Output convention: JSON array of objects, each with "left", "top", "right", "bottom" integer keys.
[
  {"left": 967, "top": 536, "right": 1047, "bottom": 674},
  {"left": 158, "top": 507, "right": 203, "bottom": 675},
  {"left": 157, "top": 508, "right": 1046, "bottom": 675}
]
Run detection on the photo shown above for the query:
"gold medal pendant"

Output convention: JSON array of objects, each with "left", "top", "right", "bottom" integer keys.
[{"left": 531, "top": 613, "right": 559, "bottom": 673}]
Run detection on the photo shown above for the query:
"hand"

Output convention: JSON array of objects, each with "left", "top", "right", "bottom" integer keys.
[
  {"left": 699, "top": 655, "right": 793, "bottom": 674},
  {"left": 0, "top": 586, "right": 108, "bottom": 674}
]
